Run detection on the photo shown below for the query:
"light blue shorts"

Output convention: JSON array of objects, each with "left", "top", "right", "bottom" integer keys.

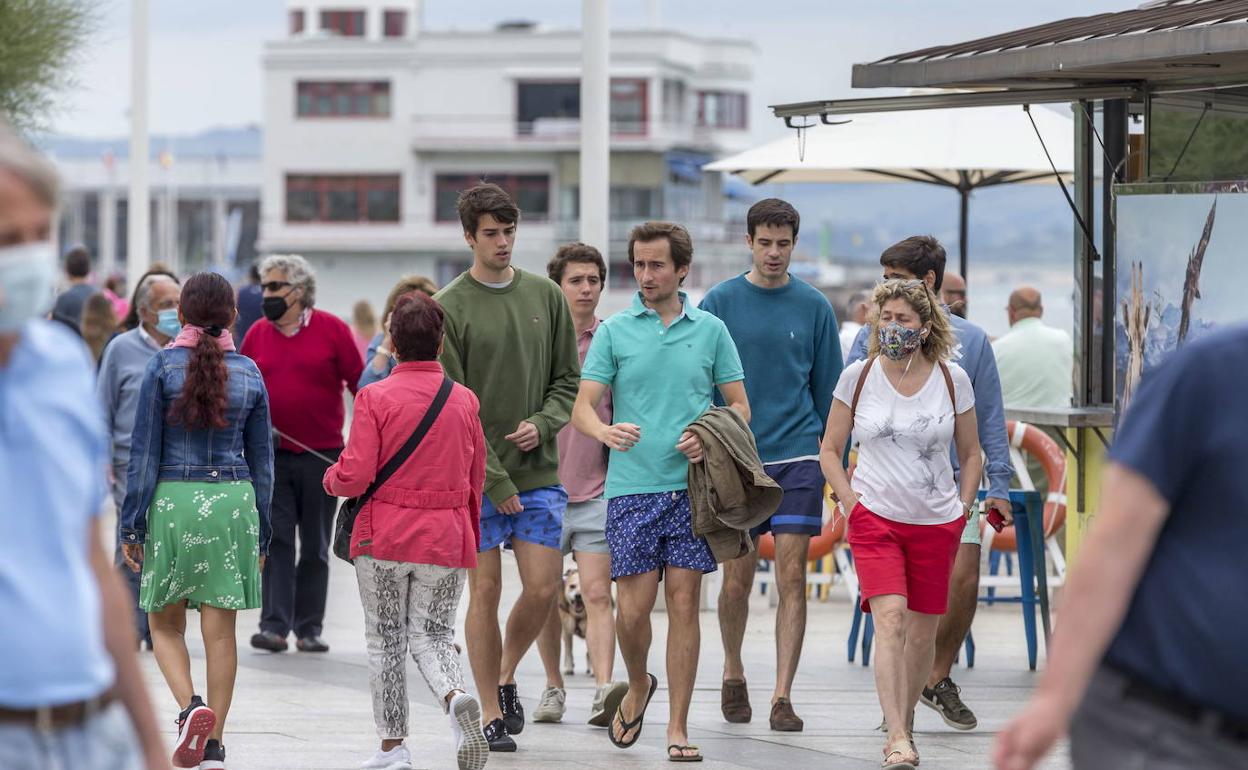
[{"left": 479, "top": 485, "right": 567, "bottom": 552}]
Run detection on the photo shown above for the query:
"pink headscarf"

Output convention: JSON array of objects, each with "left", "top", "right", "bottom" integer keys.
[{"left": 168, "top": 324, "right": 236, "bottom": 352}]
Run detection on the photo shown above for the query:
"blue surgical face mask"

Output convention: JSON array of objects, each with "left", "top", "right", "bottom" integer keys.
[
  {"left": 0, "top": 241, "right": 57, "bottom": 332},
  {"left": 877, "top": 322, "right": 925, "bottom": 360},
  {"left": 155, "top": 308, "right": 182, "bottom": 338}
]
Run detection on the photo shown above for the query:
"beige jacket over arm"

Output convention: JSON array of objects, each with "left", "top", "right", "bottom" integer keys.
[{"left": 685, "top": 406, "right": 783, "bottom": 563}]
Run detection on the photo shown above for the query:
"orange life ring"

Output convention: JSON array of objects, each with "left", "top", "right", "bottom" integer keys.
[
  {"left": 984, "top": 421, "right": 1067, "bottom": 551},
  {"left": 758, "top": 484, "right": 844, "bottom": 562}
]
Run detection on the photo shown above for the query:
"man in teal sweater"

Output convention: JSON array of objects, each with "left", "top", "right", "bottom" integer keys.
[
  {"left": 700, "top": 198, "right": 842, "bottom": 732},
  {"left": 435, "top": 183, "right": 581, "bottom": 752}
]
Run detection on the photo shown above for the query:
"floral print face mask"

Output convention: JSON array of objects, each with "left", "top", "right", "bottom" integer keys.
[{"left": 877, "top": 322, "right": 924, "bottom": 360}]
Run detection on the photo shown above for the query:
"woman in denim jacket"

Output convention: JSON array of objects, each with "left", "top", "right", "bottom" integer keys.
[{"left": 120, "top": 271, "right": 274, "bottom": 770}]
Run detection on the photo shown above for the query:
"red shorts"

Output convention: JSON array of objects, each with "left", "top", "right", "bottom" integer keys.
[{"left": 848, "top": 502, "right": 964, "bottom": 615}]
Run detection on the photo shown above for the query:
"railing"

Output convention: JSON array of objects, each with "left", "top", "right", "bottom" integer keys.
[
  {"left": 409, "top": 115, "right": 724, "bottom": 145},
  {"left": 552, "top": 219, "right": 746, "bottom": 244}
]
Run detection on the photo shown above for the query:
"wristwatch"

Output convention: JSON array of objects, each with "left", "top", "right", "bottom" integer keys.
[
  {"left": 375, "top": 346, "right": 393, "bottom": 359},
  {"left": 962, "top": 498, "right": 979, "bottom": 519}
]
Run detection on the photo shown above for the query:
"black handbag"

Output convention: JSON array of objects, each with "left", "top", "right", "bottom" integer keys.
[{"left": 332, "top": 376, "right": 454, "bottom": 564}]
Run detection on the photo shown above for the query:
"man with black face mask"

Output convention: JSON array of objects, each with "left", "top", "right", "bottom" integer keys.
[{"left": 240, "top": 254, "right": 363, "bottom": 654}]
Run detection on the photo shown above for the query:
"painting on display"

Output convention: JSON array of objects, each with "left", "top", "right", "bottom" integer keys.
[{"left": 1115, "top": 182, "right": 1248, "bottom": 413}]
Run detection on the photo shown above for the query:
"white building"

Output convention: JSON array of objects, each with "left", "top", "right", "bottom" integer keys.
[
  {"left": 263, "top": 0, "right": 757, "bottom": 314},
  {"left": 44, "top": 129, "right": 263, "bottom": 281}
]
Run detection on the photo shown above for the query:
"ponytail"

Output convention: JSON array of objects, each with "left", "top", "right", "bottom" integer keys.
[
  {"left": 170, "top": 328, "right": 230, "bottom": 430},
  {"left": 167, "top": 272, "right": 236, "bottom": 430}
]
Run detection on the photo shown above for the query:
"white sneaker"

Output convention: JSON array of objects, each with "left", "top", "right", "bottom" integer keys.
[
  {"left": 449, "top": 692, "right": 489, "bottom": 770},
  {"left": 360, "top": 744, "right": 411, "bottom": 770},
  {"left": 531, "top": 686, "right": 566, "bottom": 723}
]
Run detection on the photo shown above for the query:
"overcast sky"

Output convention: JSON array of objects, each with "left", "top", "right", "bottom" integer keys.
[{"left": 54, "top": 0, "right": 1131, "bottom": 139}]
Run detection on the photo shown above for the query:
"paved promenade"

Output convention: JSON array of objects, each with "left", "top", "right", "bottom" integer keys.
[{"left": 136, "top": 554, "right": 1070, "bottom": 770}]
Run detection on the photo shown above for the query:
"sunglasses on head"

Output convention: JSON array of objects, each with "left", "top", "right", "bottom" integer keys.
[
  {"left": 879, "top": 278, "right": 926, "bottom": 289},
  {"left": 261, "top": 281, "right": 292, "bottom": 292}
]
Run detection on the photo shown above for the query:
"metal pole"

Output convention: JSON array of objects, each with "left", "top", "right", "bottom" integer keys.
[
  {"left": 647, "top": 0, "right": 661, "bottom": 27},
  {"left": 580, "top": 0, "right": 610, "bottom": 279},
  {"left": 127, "top": 0, "right": 151, "bottom": 291},
  {"left": 1101, "top": 99, "right": 1128, "bottom": 406},
  {"left": 958, "top": 184, "right": 970, "bottom": 283},
  {"left": 1074, "top": 100, "right": 1096, "bottom": 407}
]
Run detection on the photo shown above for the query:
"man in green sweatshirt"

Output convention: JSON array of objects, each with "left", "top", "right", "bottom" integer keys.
[{"left": 435, "top": 183, "right": 581, "bottom": 752}]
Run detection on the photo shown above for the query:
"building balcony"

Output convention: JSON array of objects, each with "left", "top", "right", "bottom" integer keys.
[
  {"left": 552, "top": 218, "right": 745, "bottom": 246},
  {"left": 409, "top": 115, "right": 742, "bottom": 152}
]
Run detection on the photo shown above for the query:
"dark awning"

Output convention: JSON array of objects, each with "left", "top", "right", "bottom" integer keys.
[{"left": 851, "top": 0, "right": 1248, "bottom": 90}]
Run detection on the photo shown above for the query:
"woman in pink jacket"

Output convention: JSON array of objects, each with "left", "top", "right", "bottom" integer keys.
[{"left": 324, "top": 292, "right": 488, "bottom": 770}]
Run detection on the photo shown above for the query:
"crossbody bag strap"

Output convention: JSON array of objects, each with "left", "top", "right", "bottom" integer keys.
[
  {"left": 850, "top": 356, "right": 876, "bottom": 422},
  {"left": 937, "top": 360, "right": 957, "bottom": 413},
  {"left": 354, "top": 376, "right": 454, "bottom": 512}
]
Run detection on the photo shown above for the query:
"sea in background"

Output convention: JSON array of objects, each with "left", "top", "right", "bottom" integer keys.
[{"left": 964, "top": 261, "right": 1074, "bottom": 340}]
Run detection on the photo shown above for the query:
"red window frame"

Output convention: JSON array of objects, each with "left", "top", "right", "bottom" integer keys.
[
  {"left": 514, "top": 78, "right": 649, "bottom": 137},
  {"left": 285, "top": 174, "right": 401, "bottom": 223},
  {"left": 434, "top": 174, "right": 550, "bottom": 223},
  {"left": 320, "top": 9, "right": 366, "bottom": 37},
  {"left": 610, "top": 78, "right": 648, "bottom": 136},
  {"left": 696, "top": 91, "right": 748, "bottom": 129},
  {"left": 296, "top": 81, "right": 390, "bottom": 118},
  {"left": 383, "top": 10, "right": 407, "bottom": 37}
]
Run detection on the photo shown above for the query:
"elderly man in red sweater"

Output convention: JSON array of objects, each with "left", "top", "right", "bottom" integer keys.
[{"left": 242, "top": 253, "right": 364, "bottom": 653}]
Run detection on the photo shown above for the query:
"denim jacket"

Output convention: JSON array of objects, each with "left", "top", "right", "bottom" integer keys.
[{"left": 119, "top": 347, "right": 275, "bottom": 552}]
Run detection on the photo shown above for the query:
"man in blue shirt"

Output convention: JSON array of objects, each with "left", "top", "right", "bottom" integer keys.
[
  {"left": 0, "top": 121, "right": 165, "bottom": 769},
  {"left": 847, "top": 236, "right": 1011, "bottom": 731},
  {"left": 234, "top": 261, "right": 263, "bottom": 342},
  {"left": 573, "top": 221, "right": 749, "bottom": 763},
  {"left": 996, "top": 325, "right": 1248, "bottom": 769},
  {"left": 700, "top": 199, "right": 841, "bottom": 732}
]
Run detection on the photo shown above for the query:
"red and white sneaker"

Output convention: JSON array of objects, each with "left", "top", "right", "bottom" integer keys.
[{"left": 172, "top": 695, "right": 216, "bottom": 768}]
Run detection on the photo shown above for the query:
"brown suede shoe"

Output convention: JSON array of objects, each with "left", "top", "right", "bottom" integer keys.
[
  {"left": 721, "top": 679, "right": 752, "bottom": 723},
  {"left": 769, "top": 698, "right": 804, "bottom": 732}
]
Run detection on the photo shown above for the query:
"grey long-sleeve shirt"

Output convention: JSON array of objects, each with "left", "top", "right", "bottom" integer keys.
[{"left": 96, "top": 328, "right": 163, "bottom": 499}]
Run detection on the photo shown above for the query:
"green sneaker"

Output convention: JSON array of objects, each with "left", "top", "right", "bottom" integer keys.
[{"left": 920, "top": 677, "right": 978, "bottom": 730}]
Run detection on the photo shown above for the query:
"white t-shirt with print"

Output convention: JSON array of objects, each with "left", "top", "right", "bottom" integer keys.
[{"left": 833, "top": 358, "right": 975, "bottom": 526}]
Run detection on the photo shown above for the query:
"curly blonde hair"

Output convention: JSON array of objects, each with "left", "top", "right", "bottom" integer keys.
[{"left": 866, "top": 279, "right": 957, "bottom": 361}]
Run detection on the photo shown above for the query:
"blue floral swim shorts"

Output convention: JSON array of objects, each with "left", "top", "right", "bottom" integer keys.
[{"left": 605, "top": 490, "right": 717, "bottom": 579}]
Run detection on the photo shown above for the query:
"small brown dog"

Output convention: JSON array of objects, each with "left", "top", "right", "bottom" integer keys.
[{"left": 557, "top": 567, "right": 599, "bottom": 676}]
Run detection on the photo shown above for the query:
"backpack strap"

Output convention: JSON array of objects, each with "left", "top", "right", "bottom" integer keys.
[
  {"left": 938, "top": 361, "right": 957, "bottom": 413},
  {"left": 853, "top": 357, "right": 956, "bottom": 420},
  {"left": 850, "top": 357, "right": 876, "bottom": 422}
]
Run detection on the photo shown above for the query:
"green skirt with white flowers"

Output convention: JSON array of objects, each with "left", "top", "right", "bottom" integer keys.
[{"left": 139, "top": 480, "right": 262, "bottom": 612}]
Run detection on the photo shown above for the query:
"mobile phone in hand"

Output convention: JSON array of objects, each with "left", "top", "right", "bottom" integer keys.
[{"left": 987, "top": 507, "right": 1007, "bottom": 532}]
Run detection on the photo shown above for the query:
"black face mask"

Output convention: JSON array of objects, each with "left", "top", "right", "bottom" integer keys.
[{"left": 262, "top": 295, "right": 291, "bottom": 322}]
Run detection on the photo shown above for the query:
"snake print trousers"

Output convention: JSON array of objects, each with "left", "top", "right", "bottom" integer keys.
[{"left": 355, "top": 556, "right": 467, "bottom": 739}]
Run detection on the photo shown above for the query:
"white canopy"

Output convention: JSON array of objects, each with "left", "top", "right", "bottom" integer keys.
[
  {"left": 705, "top": 105, "right": 1074, "bottom": 186},
  {"left": 705, "top": 105, "right": 1076, "bottom": 276}
]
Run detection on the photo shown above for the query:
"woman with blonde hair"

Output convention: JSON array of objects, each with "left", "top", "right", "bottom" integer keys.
[
  {"left": 351, "top": 299, "right": 379, "bottom": 363},
  {"left": 820, "top": 278, "right": 982, "bottom": 770},
  {"left": 359, "top": 274, "right": 438, "bottom": 389}
]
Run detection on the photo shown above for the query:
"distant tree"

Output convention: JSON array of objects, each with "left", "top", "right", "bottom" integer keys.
[{"left": 0, "top": 0, "right": 95, "bottom": 133}]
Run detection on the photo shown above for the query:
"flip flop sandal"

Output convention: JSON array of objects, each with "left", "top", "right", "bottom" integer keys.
[
  {"left": 668, "top": 744, "right": 703, "bottom": 762},
  {"left": 609, "top": 673, "right": 658, "bottom": 749}
]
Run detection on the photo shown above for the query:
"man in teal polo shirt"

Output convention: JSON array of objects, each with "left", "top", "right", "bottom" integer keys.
[{"left": 573, "top": 221, "right": 749, "bottom": 763}]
